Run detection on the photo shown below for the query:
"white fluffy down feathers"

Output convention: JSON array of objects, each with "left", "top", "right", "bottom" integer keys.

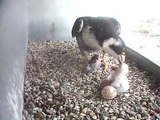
[{"left": 108, "top": 63, "right": 129, "bottom": 93}]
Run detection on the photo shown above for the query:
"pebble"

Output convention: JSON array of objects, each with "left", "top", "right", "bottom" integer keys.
[
  {"left": 119, "top": 111, "right": 126, "bottom": 118},
  {"left": 80, "top": 112, "right": 86, "bottom": 117},
  {"left": 117, "top": 118, "right": 124, "bottom": 120},
  {"left": 108, "top": 109, "right": 114, "bottom": 113},
  {"left": 69, "top": 104, "right": 74, "bottom": 108},
  {"left": 126, "top": 109, "right": 136, "bottom": 116},
  {"left": 74, "top": 105, "right": 80, "bottom": 111},
  {"left": 33, "top": 107, "right": 39, "bottom": 111},
  {"left": 111, "top": 116, "right": 117, "bottom": 120},
  {"left": 89, "top": 110, "right": 97, "bottom": 119},
  {"left": 53, "top": 118, "right": 58, "bottom": 120},
  {"left": 137, "top": 114, "right": 141, "bottom": 119},
  {"left": 48, "top": 98, "right": 52, "bottom": 102},
  {"left": 103, "top": 116, "right": 108, "bottom": 120},
  {"left": 82, "top": 107, "right": 88, "bottom": 114}
]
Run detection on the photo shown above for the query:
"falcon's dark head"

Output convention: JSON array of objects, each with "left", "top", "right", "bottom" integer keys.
[
  {"left": 109, "top": 37, "right": 126, "bottom": 63},
  {"left": 71, "top": 18, "right": 84, "bottom": 38},
  {"left": 109, "top": 37, "right": 125, "bottom": 55}
]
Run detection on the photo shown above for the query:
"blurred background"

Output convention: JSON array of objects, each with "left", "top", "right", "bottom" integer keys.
[{"left": 28, "top": 0, "right": 160, "bottom": 41}]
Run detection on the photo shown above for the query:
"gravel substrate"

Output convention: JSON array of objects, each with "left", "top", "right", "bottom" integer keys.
[{"left": 23, "top": 41, "right": 160, "bottom": 120}]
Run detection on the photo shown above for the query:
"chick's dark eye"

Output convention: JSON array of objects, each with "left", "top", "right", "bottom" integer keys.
[
  {"left": 111, "top": 66, "right": 118, "bottom": 71},
  {"left": 111, "top": 67, "right": 116, "bottom": 71}
]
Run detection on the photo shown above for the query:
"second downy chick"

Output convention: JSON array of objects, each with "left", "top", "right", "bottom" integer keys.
[
  {"left": 108, "top": 63, "right": 129, "bottom": 93},
  {"left": 83, "top": 54, "right": 102, "bottom": 73}
]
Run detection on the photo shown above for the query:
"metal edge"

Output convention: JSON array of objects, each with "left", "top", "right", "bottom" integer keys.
[{"left": 125, "top": 46, "right": 160, "bottom": 78}]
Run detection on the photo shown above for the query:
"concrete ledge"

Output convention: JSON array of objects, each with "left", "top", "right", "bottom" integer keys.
[{"left": 126, "top": 46, "right": 160, "bottom": 78}]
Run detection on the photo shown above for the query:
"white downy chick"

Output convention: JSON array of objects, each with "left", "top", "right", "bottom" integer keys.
[
  {"left": 108, "top": 63, "right": 129, "bottom": 93},
  {"left": 84, "top": 54, "right": 102, "bottom": 73}
]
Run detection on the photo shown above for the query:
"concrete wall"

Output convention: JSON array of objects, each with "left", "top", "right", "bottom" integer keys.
[{"left": 0, "top": 0, "right": 28, "bottom": 119}]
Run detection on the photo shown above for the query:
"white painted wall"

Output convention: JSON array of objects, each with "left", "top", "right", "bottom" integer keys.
[{"left": 0, "top": 0, "right": 28, "bottom": 119}]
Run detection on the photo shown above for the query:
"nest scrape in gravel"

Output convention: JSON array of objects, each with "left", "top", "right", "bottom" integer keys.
[{"left": 23, "top": 41, "right": 160, "bottom": 120}]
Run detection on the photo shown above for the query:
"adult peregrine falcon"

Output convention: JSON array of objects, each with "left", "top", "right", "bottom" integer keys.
[{"left": 71, "top": 16, "right": 125, "bottom": 70}]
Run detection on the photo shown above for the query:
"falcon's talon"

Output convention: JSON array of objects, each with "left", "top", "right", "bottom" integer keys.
[
  {"left": 103, "top": 62, "right": 109, "bottom": 72},
  {"left": 120, "top": 52, "right": 126, "bottom": 63},
  {"left": 102, "top": 54, "right": 109, "bottom": 72}
]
